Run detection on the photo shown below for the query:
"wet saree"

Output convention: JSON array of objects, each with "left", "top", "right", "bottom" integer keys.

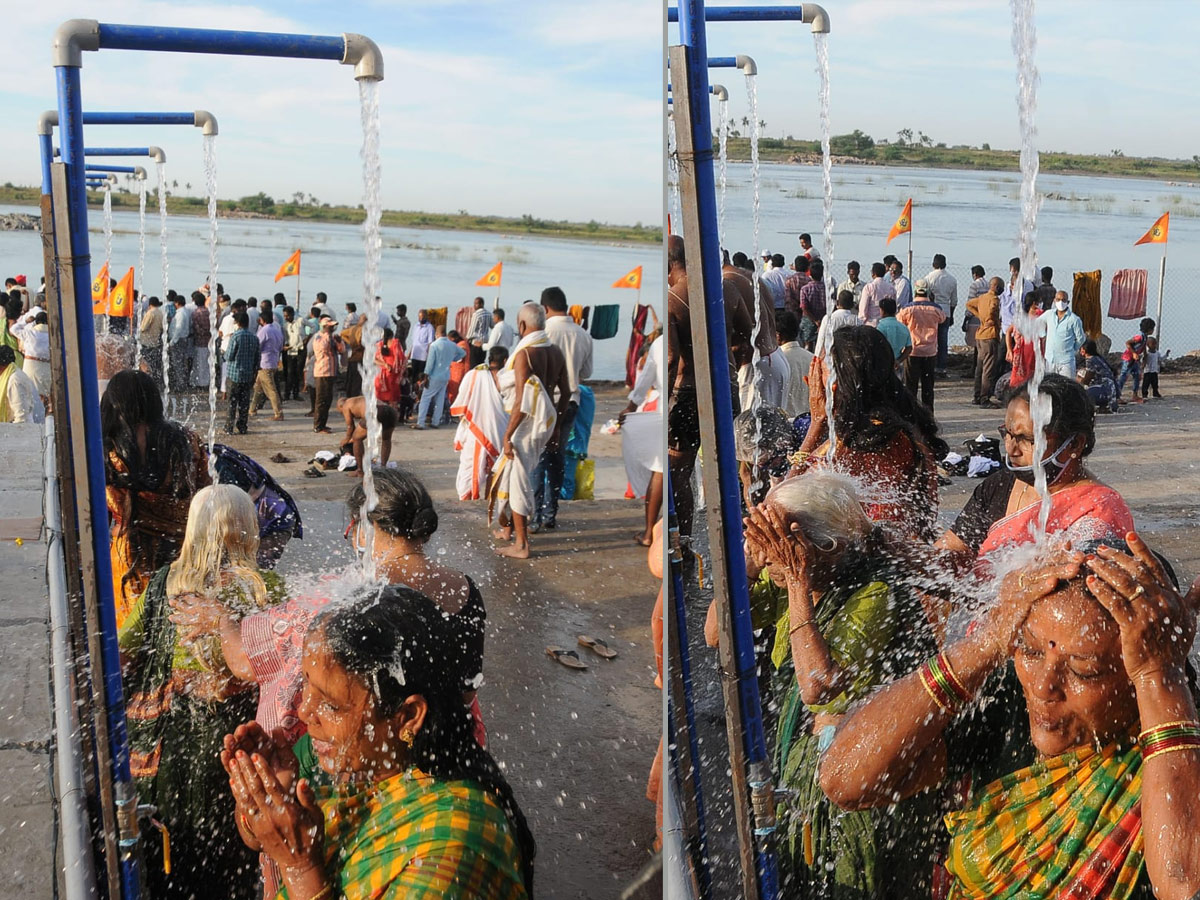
[
  {"left": 278, "top": 769, "right": 528, "bottom": 900},
  {"left": 773, "top": 567, "right": 941, "bottom": 898},
  {"left": 945, "top": 740, "right": 1147, "bottom": 900},
  {"left": 977, "top": 479, "right": 1134, "bottom": 561}
]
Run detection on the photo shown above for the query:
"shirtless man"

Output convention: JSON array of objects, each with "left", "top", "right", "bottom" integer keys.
[
  {"left": 667, "top": 234, "right": 755, "bottom": 538},
  {"left": 722, "top": 257, "right": 787, "bottom": 410},
  {"left": 337, "top": 395, "right": 399, "bottom": 477},
  {"left": 492, "top": 302, "right": 571, "bottom": 559}
]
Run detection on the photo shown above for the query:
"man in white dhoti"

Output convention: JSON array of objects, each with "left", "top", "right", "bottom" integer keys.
[
  {"left": 487, "top": 303, "right": 570, "bottom": 559},
  {"left": 619, "top": 332, "right": 664, "bottom": 547},
  {"left": 451, "top": 345, "right": 509, "bottom": 501}
]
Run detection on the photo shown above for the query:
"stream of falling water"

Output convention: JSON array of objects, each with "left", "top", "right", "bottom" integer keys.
[
  {"left": 717, "top": 96, "right": 729, "bottom": 248},
  {"left": 358, "top": 79, "right": 385, "bottom": 580},
  {"left": 157, "top": 161, "right": 172, "bottom": 411},
  {"left": 202, "top": 135, "right": 220, "bottom": 480},
  {"left": 667, "top": 112, "right": 681, "bottom": 233},
  {"left": 136, "top": 179, "right": 147, "bottom": 358},
  {"left": 814, "top": 33, "right": 835, "bottom": 283},
  {"left": 1010, "top": 0, "right": 1052, "bottom": 534},
  {"left": 102, "top": 183, "right": 113, "bottom": 333}
]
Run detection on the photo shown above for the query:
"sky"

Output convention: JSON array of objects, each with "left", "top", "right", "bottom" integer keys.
[
  {"left": 1, "top": 0, "right": 662, "bottom": 224},
  {"left": 681, "top": 0, "right": 1200, "bottom": 161}
]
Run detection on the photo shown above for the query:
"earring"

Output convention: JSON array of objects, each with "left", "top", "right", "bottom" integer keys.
[{"left": 400, "top": 728, "right": 414, "bottom": 748}]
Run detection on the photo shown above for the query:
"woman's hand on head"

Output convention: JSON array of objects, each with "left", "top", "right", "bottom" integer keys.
[
  {"left": 989, "top": 547, "right": 1086, "bottom": 659},
  {"left": 1085, "top": 532, "right": 1200, "bottom": 684}
]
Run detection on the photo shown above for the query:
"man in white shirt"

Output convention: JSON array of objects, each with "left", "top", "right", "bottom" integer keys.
[
  {"left": 775, "top": 310, "right": 813, "bottom": 418},
  {"left": 0, "top": 345, "right": 44, "bottom": 423},
  {"left": 836, "top": 260, "right": 865, "bottom": 308},
  {"left": 408, "top": 309, "right": 435, "bottom": 378},
  {"left": 923, "top": 253, "right": 958, "bottom": 377},
  {"left": 166, "top": 293, "right": 193, "bottom": 391},
  {"left": 533, "top": 286, "right": 593, "bottom": 532},
  {"left": 760, "top": 253, "right": 790, "bottom": 310},
  {"left": 889, "top": 260, "right": 913, "bottom": 308},
  {"left": 798, "top": 232, "right": 821, "bottom": 261},
  {"left": 483, "top": 307, "right": 516, "bottom": 353},
  {"left": 858, "top": 262, "right": 895, "bottom": 326}
]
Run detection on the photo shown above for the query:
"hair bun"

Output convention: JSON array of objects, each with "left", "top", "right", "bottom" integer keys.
[{"left": 408, "top": 506, "right": 439, "bottom": 541}]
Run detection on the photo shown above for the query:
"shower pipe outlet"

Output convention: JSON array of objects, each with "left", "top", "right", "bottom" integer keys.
[
  {"left": 711, "top": 84, "right": 729, "bottom": 101},
  {"left": 669, "top": 4, "right": 830, "bottom": 33},
  {"left": 193, "top": 110, "right": 218, "bottom": 136},
  {"left": 342, "top": 33, "right": 384, "bottom": 81},
  {"left": 39, "top": 109, "right": 216, "bottom": 137}
]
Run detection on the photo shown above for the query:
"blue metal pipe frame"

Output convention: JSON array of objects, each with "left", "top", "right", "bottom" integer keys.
[
  {"left": 54, "top": 22, "right": 381, "bottom": 898},
  {"left": 84, "top": 164, "right": 139, "bottom": 174},
  {"left": 673, "top": 2, "right": 781, "bottom": 897},
  {"left": 39, "top": 111, "right": 204, "bottom": 194}
]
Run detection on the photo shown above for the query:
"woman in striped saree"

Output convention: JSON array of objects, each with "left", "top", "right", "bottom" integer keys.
[
  {"left": 223, "top": 586, "right": 534, "bottom": 900},
  {"left": 821, "top": 532, "right": 1200, "bottom": 900}
]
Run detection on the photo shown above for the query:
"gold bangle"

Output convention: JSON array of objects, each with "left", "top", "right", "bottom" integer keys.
[
  {"left": 1139, "top": 720, "right": 1200, "bottom": 740},
  {"left": 789, "top": 618, "right": 815, "bottom": 635}
]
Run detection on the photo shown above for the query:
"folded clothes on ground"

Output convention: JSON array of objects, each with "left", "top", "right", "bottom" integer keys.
[{"left": 967, "top": 455, "right": 1001, "bottom": 478}]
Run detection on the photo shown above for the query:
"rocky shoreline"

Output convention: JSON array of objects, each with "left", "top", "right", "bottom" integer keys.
[{"left": 0, "top": 213, "right": 39, "bottom": 231}]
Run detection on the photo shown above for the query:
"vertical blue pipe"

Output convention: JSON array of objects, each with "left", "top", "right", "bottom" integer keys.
[
  {"left": 667, "top": 485, "right": 713, "bottom": 899},
  {"left": 39, "top": 133, "right": 54, "bottom": 195},
  {"left": 676, "top": 1, "right": 778, "bottom": 897},
  {"left": 55, "top": 62, "right": 141, "bottom": 900}
]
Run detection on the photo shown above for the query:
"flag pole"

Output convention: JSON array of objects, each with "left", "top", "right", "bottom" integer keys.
[
  {"left": 296, "top": 259, "right": 301, "bottom": 310},
  {"left": 1156, "top": 248, "right": 1166, "bottom": 345},
  {"left": 907, "top": 227, "right": 913, "bottom": 286}
]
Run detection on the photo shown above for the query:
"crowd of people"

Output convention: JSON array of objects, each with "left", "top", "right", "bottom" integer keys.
[{"left": 669, "top": 231, "right": 1200, "bottom": 898}]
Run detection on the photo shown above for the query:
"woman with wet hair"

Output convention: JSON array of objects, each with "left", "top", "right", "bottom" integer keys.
[
  {"left": 794, "top": 325, "right": 948, "bottom": 539},
  {"left": 223, "top": 587, "right": 534, "bottom": 899},
  {"left": 119, "top": 485, "right": 281, "bottom": 899},
  {"left": 742, "top": 473, "right": 942, "bottom": 898},
  {"left": 103, "top": 368, "right": 211, "bottom": 627},
  {"left": 935, "top": 374, "right": 1133, "bottom": 569},
  {"left": 821, "top": 533, "right": 1200, "bottom": 899}
]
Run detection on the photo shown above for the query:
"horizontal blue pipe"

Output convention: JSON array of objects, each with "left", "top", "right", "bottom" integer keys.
[
  {"left": 85, "top": 163, "right": 137, "bottom": 173},
  {"left": 708, "top": 56, "right": 737, "bottom": 67},
  {"left": 54, "top": 147, "right": 152, "bottom": 157},
  {"left": 669, "top": 5, "right": 809, "bottom": 21},
  {"left": 97, "top": 23, "right": 344, "bottom": 60},
  {"left": 83, "top": 111, "right": 196, "bottom": 125}
]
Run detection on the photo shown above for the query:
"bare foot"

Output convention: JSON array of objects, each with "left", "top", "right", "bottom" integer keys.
[
  {"left": 493, "top": 527, "right": 513, "bottom": 541},
  {"left": 346, "top": 470, "right": 364, "bottom": 478},
  {"left": 495, "top": 543, "right": 531, "bottom": 559}
]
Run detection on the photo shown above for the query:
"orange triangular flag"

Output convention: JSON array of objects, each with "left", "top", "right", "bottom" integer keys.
[
  {"left": 91, "top": 261, "right": 110, "bottom": 313},
  {"left": 274, "top": 249, "right": 301, "bottom": 282},
  {"left": 476, "top": 262, "right": 503, "bottom": 287},
  {"left": 107, "top": 267, "right": 135, "bottom": 318},
  {"left": 886, "top": 198, "right": 913, "bottom": 245},
  {"left": 612, "top": 266, "right": 643, "bottom": 290},
  {"left": 1134, "top": 212, "right": 1169, "bottom": 246}
]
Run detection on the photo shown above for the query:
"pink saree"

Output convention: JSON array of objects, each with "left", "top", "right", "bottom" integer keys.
[{"left": 978, "top": 480, "right": 1134, "bottom": 559}]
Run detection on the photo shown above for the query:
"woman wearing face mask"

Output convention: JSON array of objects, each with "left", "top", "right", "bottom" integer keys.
[
  {"left": 935, "top": 375, "right": 1132, "bottom": 570},
  {"left": 223, "top": 587, "right": 534, "bottom": 899}
]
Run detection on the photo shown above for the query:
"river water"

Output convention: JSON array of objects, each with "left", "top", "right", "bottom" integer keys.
[
  {"left": 719, "top": 161, "right": 1200, "bottom": 355},
  {"left": 0, "top": 204, "right": 662, "bottom": 382}
]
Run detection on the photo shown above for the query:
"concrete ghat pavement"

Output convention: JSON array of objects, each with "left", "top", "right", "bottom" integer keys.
[{"left": 0, "top": 422, "right": 57, "bottom": 896}]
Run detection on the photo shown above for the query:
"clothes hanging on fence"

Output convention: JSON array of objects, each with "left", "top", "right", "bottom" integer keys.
[
  {"left": 623, "top": 304, "right": 651, "bottom": 387},
  {"left": 454, "top": 306, "right": 473, "bottom": 338},
  {"left": 591, "top": 304, "right": 621, "bottom": 340},
  {"left": 1071, "top": 270, "right": 1103, "bottom": 339},
  {"left": 1108, "top": 269, "right": 1148, "bottom": 319},
  {"left": 568, "top": 305, "right": 584, "bottom": 325}
]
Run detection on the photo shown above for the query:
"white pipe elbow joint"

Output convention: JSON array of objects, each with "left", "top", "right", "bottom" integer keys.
[
  {"left": 802, "top": 4, "right": 831, "bottom": 34},
  {"left": 342, "top": 33, "right": 384, "bottom": 82},
  {"left": 37, "top": 110, "right": 59, "bottom": 136},
  {"left": 147, "top": 146, "right": 166, "bottom": 164},
  {"left": 735, "top": 55, "right": 757, "bottom": 76},
  {"left": 711, "top": 84, "right": 729, "bottom": 102},
  {"left": 193, "top": 110, "right": 218, "bottom": 136},
  {"left": 52, "top": 19, "right": 100, "bottom": 68}
]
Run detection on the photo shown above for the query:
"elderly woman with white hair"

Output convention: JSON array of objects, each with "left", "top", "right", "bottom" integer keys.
[
  {"left": 118, "top": 484, "right": 286, "bottom": 900},
  {"left": 742, "top": 472, "right": 943, "bottom": 899}
]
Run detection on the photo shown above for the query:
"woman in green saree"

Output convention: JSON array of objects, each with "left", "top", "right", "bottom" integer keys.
[
  {"left": 743, "top": 473, "right": 942, "bottom": 898},
  {"left": 821, "top": 532, "right": 1200, "bottom": 900},
  {"left": 118, "top": 483, "right": 283, "bottom": 899},
  {"left": 222, "top": 585, "right": 534, "bottom": 900}
]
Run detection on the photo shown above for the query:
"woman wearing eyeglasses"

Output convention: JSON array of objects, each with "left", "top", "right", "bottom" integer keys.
[{"left": 934, "top": 374, "right": 1133, "bottom": 570}]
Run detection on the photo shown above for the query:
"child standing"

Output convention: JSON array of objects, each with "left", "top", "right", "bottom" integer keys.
[
  {"left": 1116, "top": 316, "right": 1154, "bottom": 405},
  {"left": 1141, "top": 335, "right": 1162, "bottom": 399}
]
